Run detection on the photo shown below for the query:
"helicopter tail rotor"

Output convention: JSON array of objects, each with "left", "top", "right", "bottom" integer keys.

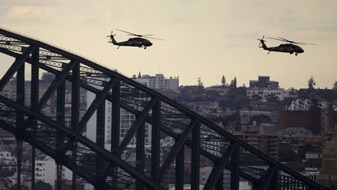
[
  {"left": 257, "top": 35, "right": 266, "bottom": 47},
  {"left": 106, "top": 31, "right": 115, "bottom": 38},
  {"left": 257, "top": 35, "right": 269, "bottom": 50},
  {"left": 107, "top": 31, "right": 117, "bottom": 44}
]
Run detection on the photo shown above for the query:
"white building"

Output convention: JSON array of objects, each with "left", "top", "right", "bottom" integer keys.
[
  {"left": 246, "top": 88, "right": 286, "bottom": 102},
  {"left": 86, "top": 73, "right": 179, "bottom": 148},
  {"left": 199, "top": 167, "right": 231, "bottom": 190},
  {"left": 86, "top": 93, "right": 151, "bottom": 149},
  {"left": 84, "top": 76, "right": 114, "bottom": 150},
  {"left": 35, "top": 156, "right": 72, "bottom": 190},
  {"left": 239, "top": 181, "right": 252, "bottom": 190},
  {"left": 86, "top": 73, "right": 179, "bottom": 147},
  {"left": 86, "top": 77, "right": 153, "bottom": 149},
  {"left": 85, "top": 92, "right": 112, "bottom": 149},
  {"left": 0, "top": 151, "right": 16, "bottom": 165},
  {"left": 246, "top": 76, "right": 286, "bottom": 102},
  {"left": 133, "top": 73, "right": 179, "bottom": 91}
]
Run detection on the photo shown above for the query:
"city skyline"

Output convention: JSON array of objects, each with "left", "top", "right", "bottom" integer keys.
[
  {"left": 1, "top": 1, "right": 337, "bottom": 89},
  {"left": 134, "top": 72, "right": 319, "bottom": 90}
]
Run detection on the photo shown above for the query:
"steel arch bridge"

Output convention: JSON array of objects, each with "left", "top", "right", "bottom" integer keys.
[{"left": 0, "top": 28, "right": 327, "bottom": 190}]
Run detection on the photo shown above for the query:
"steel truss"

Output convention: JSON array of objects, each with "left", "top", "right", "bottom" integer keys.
[{"left": 0, "top": 28, "right": 327, "bottom": 190}]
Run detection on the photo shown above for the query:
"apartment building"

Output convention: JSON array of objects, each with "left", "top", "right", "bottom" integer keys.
[
  {"left": 133, "top": 73, "right": 179, "bottom": 91},
  {"left": 233, "top": 123, "right": 278, "bottom": 160},
  {"left": 246, "top": 76, "right": 286, "bottom": 102}
]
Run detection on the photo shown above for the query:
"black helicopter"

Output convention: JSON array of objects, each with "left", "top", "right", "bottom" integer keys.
[
  {"left": 258, "top": 36, "right": 314, "bottom": 56},
  {"left": 107, "top": 29, "right": 161, "bottom": 49}
]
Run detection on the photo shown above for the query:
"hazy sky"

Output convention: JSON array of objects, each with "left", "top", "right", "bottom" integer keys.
[{"left": 1, "top": 1, "right": 337, "bottom": 89}]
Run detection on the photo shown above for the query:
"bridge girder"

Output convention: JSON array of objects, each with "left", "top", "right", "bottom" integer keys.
[{"left": 0, "top": 28, "right": 327, "bottom": 190}]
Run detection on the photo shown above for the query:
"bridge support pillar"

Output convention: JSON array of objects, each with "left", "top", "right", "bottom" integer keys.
[
  {"left": 16, "top": 139, "right": 23, "bottom": 190},
  {"left": 230, "top": 143, "right": 240, "bottom": 190}
]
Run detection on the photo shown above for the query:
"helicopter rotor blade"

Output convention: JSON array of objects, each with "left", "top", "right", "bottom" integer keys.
[
  {"left": 144, "top": 36, "right": 164, "bottom": 40},
  {"left": 115, "top": 29, "right": 142, "bottom": 37},
  {"left": 267, "top": 36, "right": 289, "bottom": 42},
  {"left": 115, "top": 28, "right": 164, "bottom": 40},
  {"left": 299, "top": 41, "right": 316, "bottom": 45},
  {"left": 276, "top": 37, "right": 303, "bottom": 44},
  {"left": 267, "top": 36, "right": 315, "bottom": 45}
]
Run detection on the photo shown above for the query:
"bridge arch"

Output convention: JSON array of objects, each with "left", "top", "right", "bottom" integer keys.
[{"left": 0, "top": 28, "right": 327, "bottom": 190}]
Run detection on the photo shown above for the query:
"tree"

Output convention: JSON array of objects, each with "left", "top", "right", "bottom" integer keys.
[
  {"left": 251, "top": 94, "right": 262, "bottom": 101},
  {"left": 0, "top": 168, "right": 14, "bottom": 177},
  {"left": 35, "top": 180, "right": 52, "bottom": 190},
  {"left": 233, "top": 77, "right": 237, "bottom": 88},
  {"left": 197, "top": 77, "right": 203, "bottom": 87},
  {"left": 279, "top": 144, "right": 298, "bottom": 162},
  {"left": 249, "top": 114, "right": 271, "bottom": 125},
  {"left": 333, "top": 81, "right": 337, "bottom": 91},
  {"left": 10, "top": 184, "right": 29, "bottom": 190},
  {"left": 41, "top": 72, "right": 55, "bottom": 83},
  {"left": 308, "top": 76, "right": 315, "bottom": 99},
  {"left": 265, "top": 93, "right": 279, "bottom": 103},
  {"left": 229, "top": 77, "right": 237, "bottom": 89},
  {"left": 298, "top": 144, "right": 320, "bottom": 160},
  {"left": 221, "top": 75, "right": 226, "bottom": 86},
  {"left": 308, "top": 76, "right": 315, "bottom": 89}
]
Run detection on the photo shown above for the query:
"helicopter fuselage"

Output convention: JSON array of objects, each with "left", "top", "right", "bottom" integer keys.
[
  {"left": 109, "top": 36, "right": 152, "bottom": 49},
  {"left": 259, "top": 39, "right": 304, "bottom": 55},
  {"left": 266, "top": 43, "right": 304, "bottom": 55}
]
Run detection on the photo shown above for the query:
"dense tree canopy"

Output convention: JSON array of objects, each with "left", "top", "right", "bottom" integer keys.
[
  {"left": 10, "top": 184, "right": 29, "bottom": 190},
  {"left": 35, "top": 180, "right": 53, "bottom": 190}
]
